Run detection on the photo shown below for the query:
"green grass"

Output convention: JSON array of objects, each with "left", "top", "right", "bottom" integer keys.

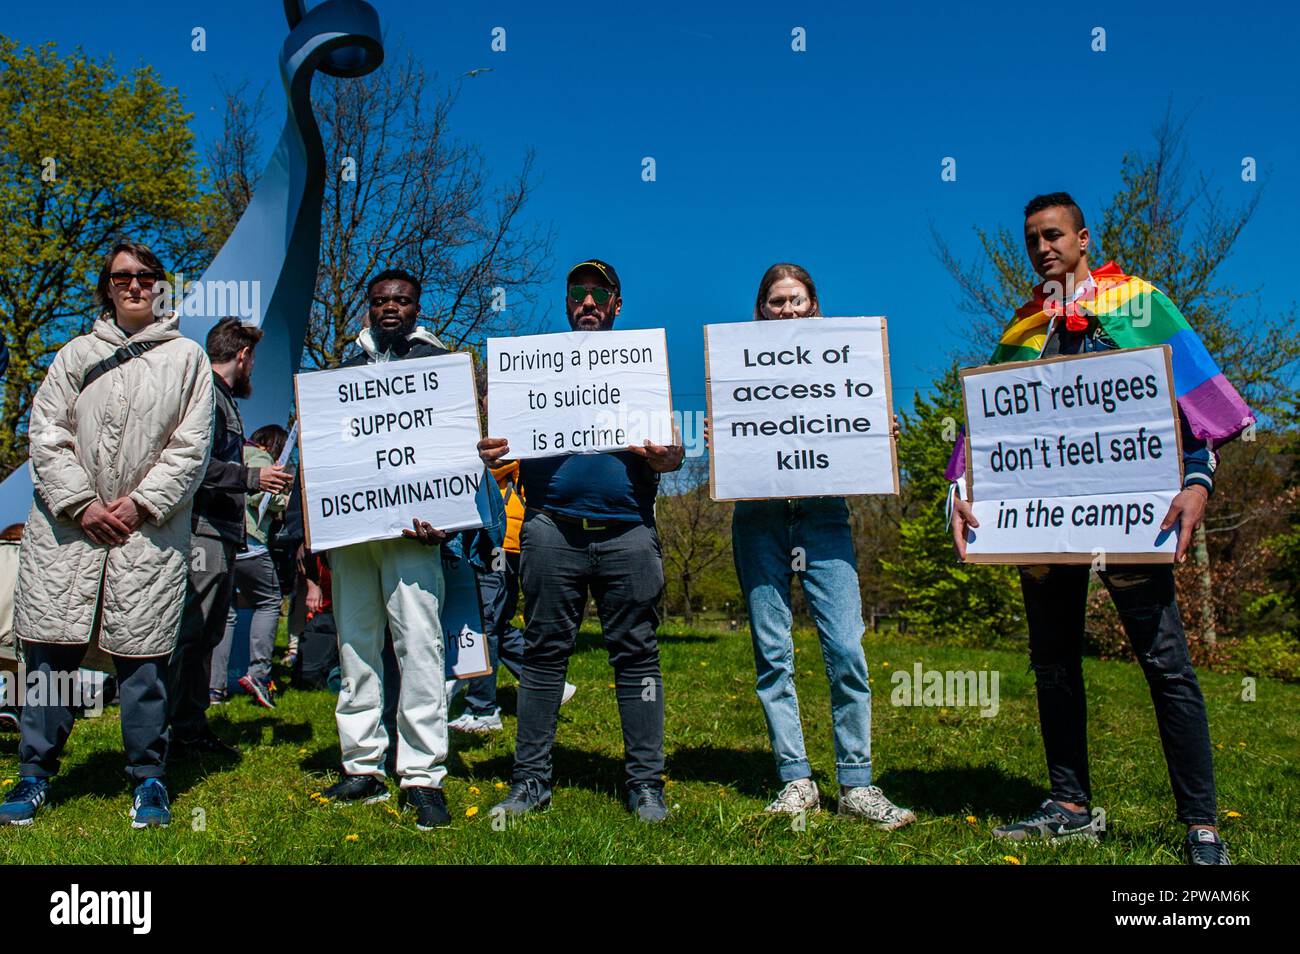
[{"left": 2, "top": 620, "right": 1296, "bottom": 864}]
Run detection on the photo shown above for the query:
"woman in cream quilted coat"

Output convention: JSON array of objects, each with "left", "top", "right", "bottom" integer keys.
[{"left": 1, "top": 240, "right": 213, "bottom": 829}]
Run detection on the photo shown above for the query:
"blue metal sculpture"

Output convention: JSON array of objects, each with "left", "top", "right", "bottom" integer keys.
[
  {"left": 184, "top": 0, "right": 384, "bottom": 426},
  {"left": 0, "top": 0, "right": 385, "bottom": 526}
]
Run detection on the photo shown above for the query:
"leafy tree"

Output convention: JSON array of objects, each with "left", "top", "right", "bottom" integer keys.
[
  {"left": 880, "top": 364, "right": 1024, "bottom": 645},
  {"left": 0, "top": 38, "right": 210, "bottom": 471}
]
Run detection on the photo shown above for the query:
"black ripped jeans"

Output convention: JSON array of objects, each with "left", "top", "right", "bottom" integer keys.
[{"left": 1019, "top": 564, "right": 1218, "bottom": 825}]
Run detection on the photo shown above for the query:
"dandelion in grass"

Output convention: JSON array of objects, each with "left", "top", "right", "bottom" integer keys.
[
  {"left": 345, "top": 833, "right": 359, "bottom": 842},
  {"left": 465, "top": 806, "right": 480, "bottom": 818}
]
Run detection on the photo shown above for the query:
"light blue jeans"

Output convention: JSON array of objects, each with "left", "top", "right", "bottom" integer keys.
[{"left": 732, "top": 498, "right": 872, "bottom": 787}]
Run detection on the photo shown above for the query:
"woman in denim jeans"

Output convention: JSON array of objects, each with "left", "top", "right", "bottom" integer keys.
[{"left": 712, "top": 263, "right": 914, "bottom": 827}]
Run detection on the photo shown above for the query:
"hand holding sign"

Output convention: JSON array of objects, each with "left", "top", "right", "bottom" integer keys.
[
  {"left": 959, "top": 346, "right": 1184, "bottom": 563},
  {"left": 705, "top": 317, "right": 898, "bottom": 500}
]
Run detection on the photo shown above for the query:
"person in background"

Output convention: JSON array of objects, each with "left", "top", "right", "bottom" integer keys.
[
  {"left": 1, "top": 239, "right": 214, "bottom": 828},
  {"left": 168, "top": 319, "right": 293, "bottom": 755},
  {"left": 209, "top": 424, "right": 291, "bottom": 709},
  {"left": 706, "top": 263, "right": 915, "bottom": 828},
  {"left": 0, "top": 523, "right": 25, "bottom": 732}
]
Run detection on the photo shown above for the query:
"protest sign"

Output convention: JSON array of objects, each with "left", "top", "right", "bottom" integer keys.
[
  {"left": 295, "top": 352, "right": 484, "bottom": 550},
  {"left": 705, "top": 317, "right": 898, "bottom": 500},
  {"left": 442, "top": 555, "right": 492, "bottom": 679},
  {"left": 960, "top": 346, "right": 1183, "bottom": 563},
  {"left": 487, "top": 328, "right": 674, "bottom": 459}
]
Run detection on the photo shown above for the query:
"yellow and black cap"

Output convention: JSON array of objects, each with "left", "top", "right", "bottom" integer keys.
[{"left": 567, "top": 258, "right": 621, "bottom": 295}]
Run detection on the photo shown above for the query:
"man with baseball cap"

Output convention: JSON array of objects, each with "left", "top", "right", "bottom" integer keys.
[{"left": 478, "top": 258, "right": 683, "bottom": 823}]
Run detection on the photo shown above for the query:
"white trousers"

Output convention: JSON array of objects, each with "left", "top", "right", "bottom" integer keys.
[{"left": 331, "top": 537, "right": 447, "bottom": 789}]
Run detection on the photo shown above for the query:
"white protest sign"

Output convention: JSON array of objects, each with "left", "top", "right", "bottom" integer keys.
[
  {"left": 488, "top": 328, "right": 674, "bottom": 459},
  {"left": 443, "top": 556, "right": 492, "bottom": 679},
  {"left": 705, "top": 317, "right": 899, "bottom": 500},
  {"left": 295, "top": 352, "right": 485, "bottom": 550},
  {"left": 960, "top": 346, "right": 1183, "bottom": 563}
]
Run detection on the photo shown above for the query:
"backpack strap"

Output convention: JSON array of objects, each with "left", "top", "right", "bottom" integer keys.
[{"left": 81, "top": 340, "right": 162, "bottom": 392}]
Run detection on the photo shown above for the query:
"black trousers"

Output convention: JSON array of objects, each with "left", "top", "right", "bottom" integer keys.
[
  {"left": 512, "top": 512, "right": 665, "bottom": 790},
  {"left": 168, "top": 535, "right": 237, "bottom": 738},
  {"left": 1020, "top": 563, "right": 1218, "bottom": 825},
  {"left": 18, "top": 640, "right": 168, "bottom": 784}
]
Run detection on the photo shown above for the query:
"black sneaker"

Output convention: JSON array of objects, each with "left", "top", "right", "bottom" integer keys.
[
  {"left": 321, "top": 774, "right": 390, "bottom": 804},
  {"left": 173, "top": 728, "right": 238, "bottom": 757},
  {"left": 993, "top": 799, "right": 1099, "bottom": 843},
  {"left": 404, "top": 786, "right": 451, "bottom": 829},
  {"left": 0, "top": 706, "right": 19, "bottom": 732},
  {"left": 490, "top": 777, "right": 552, "bottom": 819},
  {"left": 1184, "top": 828, "right": 1231, "bottom": 865},
  {"left": 627, "top": 782, "right": 669, "bottom": 823}
]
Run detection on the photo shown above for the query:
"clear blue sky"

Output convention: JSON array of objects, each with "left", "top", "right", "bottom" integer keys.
[{"left": 4, "top": 0, "right": 1296, "bottom": 416}]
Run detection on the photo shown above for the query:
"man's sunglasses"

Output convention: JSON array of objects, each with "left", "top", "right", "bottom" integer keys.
[
  {"left": 569, "top": 284, "right": 614, "bottom": 305},
  {"left": 109, "top": 271, "right": 163, "bottom": 289}
]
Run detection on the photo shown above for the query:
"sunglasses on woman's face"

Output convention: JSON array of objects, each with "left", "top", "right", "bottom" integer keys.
[
  {"left": 569, "top": 284, "right": 614, "bottom": 305},
  {"left": 109, "top": 271, "right": 162, "bottom": 289}
]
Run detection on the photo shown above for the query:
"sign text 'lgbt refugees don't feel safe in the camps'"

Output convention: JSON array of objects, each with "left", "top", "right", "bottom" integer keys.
[
  {"left": 960, "top": 346, "right": 1183, "bottom": 563},
  {"left": 705, "top": 317, "right": 899, "bottom": 500},
  {"left": 295, "top": 352, "right": 485, "bottom": 550},
  {"left": 487, "top": 328, "right": 675, "bottom": 459}
]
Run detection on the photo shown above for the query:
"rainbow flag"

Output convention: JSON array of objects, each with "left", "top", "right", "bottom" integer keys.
[{"left": 946, "top": 261, "right": 1254, "bottom": 480}]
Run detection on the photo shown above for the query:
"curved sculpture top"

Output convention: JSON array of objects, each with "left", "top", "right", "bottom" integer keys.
[{"left": 0, "top": 0, "right": 386, "bottom": 527}]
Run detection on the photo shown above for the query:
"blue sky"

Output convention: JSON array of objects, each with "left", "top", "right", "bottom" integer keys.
[{"left": 4, "top": 0, "right": 1297, "bottom": 417}]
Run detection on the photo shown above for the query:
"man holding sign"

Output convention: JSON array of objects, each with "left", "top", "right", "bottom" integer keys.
[
  {"left": 949, "top": 193, "right": 1253, "bottom": 864},
  {"left": 308, "top": 269, "right": 460, "bottom": 830},
  {"left": 480, "top": 259, "right": 683, "bottom": 823}
]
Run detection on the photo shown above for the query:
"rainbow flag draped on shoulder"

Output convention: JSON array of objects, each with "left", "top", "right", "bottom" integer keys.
[{"left": 945, "top": 261, "right": 1254, "bottom": 481}]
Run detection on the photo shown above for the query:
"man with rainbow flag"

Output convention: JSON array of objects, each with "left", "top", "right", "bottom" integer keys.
[{"left": 949, "top": 193, "right": 1253, "bottom": 865}]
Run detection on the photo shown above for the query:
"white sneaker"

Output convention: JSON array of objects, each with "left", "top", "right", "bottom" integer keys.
[
  {"left": 448, "top": 709, "right": 503, "bottom": 734},
  {"left": 837, "top": 785, "right": 916, "bottom": 830},
  {"left": 764, "top": 778, "right": 820, "bottom": 814},
  {"left": 561, "top": 682, "right": 577, "bottom": 706}
]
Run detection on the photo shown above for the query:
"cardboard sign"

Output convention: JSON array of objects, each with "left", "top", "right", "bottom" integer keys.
[
  {"left": 960, "top": 346, "right": 1184, "bottom": 563},
  {"left": 487, "top": 328, "right": 674, "bottom": 459},
  {"left": 442, "top": 554, "right": 492, "bottom": 680},
  {"left": 295, "top": 352, "right": 485, "bottom": 551},
  {"left": 705, "top": 317, "right": 899, "bottom": 500}
]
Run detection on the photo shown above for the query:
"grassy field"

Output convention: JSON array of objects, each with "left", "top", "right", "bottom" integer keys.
[{"left": 2, "top": 620, "right": 1296, "bottom": 864}]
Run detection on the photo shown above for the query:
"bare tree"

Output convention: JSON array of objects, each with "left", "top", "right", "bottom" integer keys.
[
  {"left": 204, "top": 79, "right": 268, "bottom": 254},
  {"left": 308, "top": 54, "right": 553, "bottom": 367},
  {"left": 657, "top": 457, "right": 732, "bottom": 623}
]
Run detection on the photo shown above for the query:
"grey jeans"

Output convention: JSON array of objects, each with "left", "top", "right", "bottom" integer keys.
[{"left": 210, "top": 550, "right": 282, "bottom": 690}]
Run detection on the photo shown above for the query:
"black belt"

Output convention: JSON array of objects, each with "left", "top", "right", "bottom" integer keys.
[{"left": 532, "top": 508, "right": 639, "bottom": 532}]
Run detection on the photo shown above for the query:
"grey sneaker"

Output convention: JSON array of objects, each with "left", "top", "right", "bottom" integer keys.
[
  {"left": 764, "top": 778, "right": 821, "bottom": 814},
  {"left": 993, "top": 799, "right": 1100, "bottom": 843},
  {"left": 1184, "top": 828, "right": 1231, "bottom": 865},
  {"left": 837, "top": 785, "right": 916, "bottom": 830},
  {"left": 449, "top": 709, "right": 503, "bottom": 735},
  {"left": 490, "top": 777, "right": 552, "bottom": 819},
  {"left": 627, "top": 783, "right": 669, "bottom": 823}
]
